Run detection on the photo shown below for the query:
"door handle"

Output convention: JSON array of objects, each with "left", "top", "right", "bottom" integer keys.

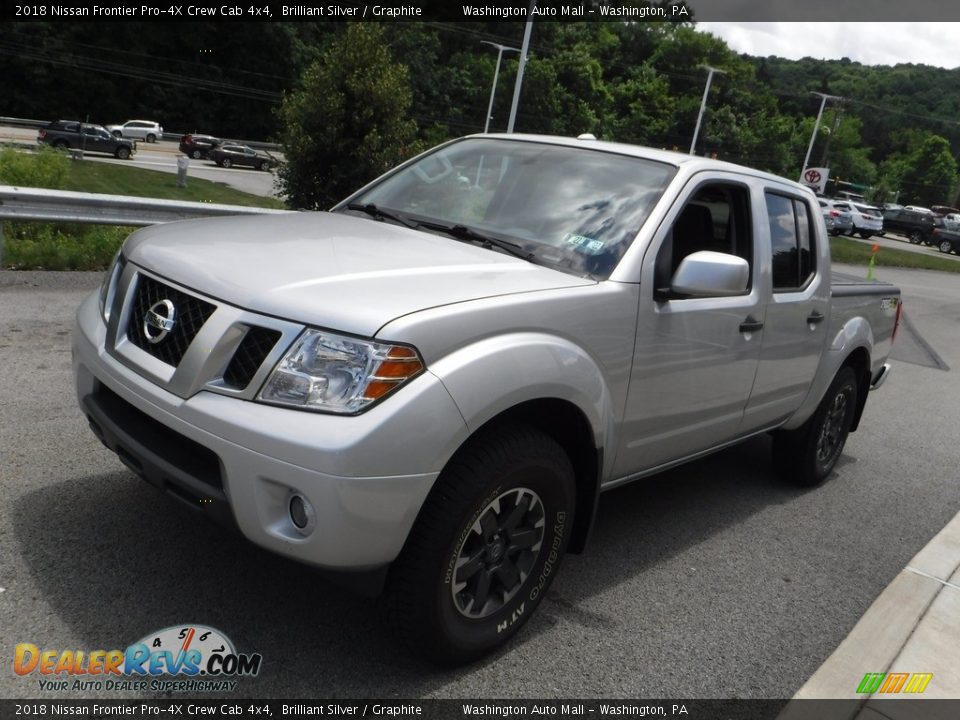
[
  {"left": 739, "top": 316, "right": 764, "bottom": 333},
  {"left": 807, "top": 310, "right": 825, "bottom": 325}
]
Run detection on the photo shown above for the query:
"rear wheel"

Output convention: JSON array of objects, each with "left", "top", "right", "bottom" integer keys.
[
  {"left": 146, "top": 134, "right": 157, "bottom": 143},
  {"left": 773, "top": 366, "right": 858, "bottom": 487},
  {"left": 53, "top": 139, "right": 69, "bottom": 150},
  {"left": 259, "top": 161, "right": 271, "bottom": 172},
  {"left": 112, "top": 130, "right": 122, "bottom": 138},
  {"left": 191, "top": 149, "right": 202, "bottom": 159},
  {"left": 382, "top": 424, "right": 575, "bottom": 666},
  {"left": 859, "top": 232, "right": 872, "bottom": 239},
  {"left": 908, "top": 230, "right": 922, "bottom": 244}
]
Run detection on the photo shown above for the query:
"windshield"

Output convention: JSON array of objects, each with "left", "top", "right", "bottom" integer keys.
[{"left": 343, "top": 138, "right": 676, "bottom": 279}]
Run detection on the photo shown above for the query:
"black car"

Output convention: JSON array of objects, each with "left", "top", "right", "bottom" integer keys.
[
  {"left": 179, "top": 133, "right": 222, "bottom": 159},
  {"left": 208, "top": 143, "right": 278, "bottom": 171},
  {"left": 38, "top": 120, "right": 136, "bottom": 159},
  {"left": 882, "top": 208, "right": 938, "bottom": 244}
]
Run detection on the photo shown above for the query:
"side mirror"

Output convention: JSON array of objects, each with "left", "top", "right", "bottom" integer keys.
[{"left": 669, "top": 251, "right": 749, "bottom": 297}]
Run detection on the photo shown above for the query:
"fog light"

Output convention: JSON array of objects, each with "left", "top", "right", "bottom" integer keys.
[{"left": 289, "top": 493, "right": 315, "bottom": 534}]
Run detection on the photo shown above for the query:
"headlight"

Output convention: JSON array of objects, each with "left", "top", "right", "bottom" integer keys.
[
  {"left": 98, "top": 251, "right": 125, "bottom": 323},
  {"left": 257, "top": 329, "right": 424, "bottom": 414}
]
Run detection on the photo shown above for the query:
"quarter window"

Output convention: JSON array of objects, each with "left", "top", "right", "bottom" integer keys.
[{"left": 765, "top": 193, "right": 816, "bottom": 291}]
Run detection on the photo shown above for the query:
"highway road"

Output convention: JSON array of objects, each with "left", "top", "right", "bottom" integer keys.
[
  {"left": 1, "top": 262, "right": 958, "bottom": 700},
  {"left": 0, "top": 125, "right": 281, "bottom": 199}
]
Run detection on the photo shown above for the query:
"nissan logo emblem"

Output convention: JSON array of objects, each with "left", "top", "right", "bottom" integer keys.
[{"left": 143, "top": 299, "right": 176, "bottom": 344}]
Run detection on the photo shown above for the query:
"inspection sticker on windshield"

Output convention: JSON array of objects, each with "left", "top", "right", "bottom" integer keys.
[{"left": 564, "top": 233, "right": 605, "bottom": 254}]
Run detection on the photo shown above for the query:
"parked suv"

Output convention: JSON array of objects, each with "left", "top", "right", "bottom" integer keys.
[
  {"left": 107, "top": 120, "right": 163, "bottom": 143},
  {"left": 37, "top": 120, "right": 136, "bottom": 159},
  {"left": 844, "top": 202, "right": 884, "bottom": 239},
  {"left": 179, "top": 134, "right": 222, "bottom": 159},
  {"left": 882, "top": 208, "right": 937, "bottom": 244}
]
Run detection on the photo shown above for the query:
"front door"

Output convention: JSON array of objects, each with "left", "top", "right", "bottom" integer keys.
[{"left": 613, "top": 176, "right": 764, "bottom": 478}]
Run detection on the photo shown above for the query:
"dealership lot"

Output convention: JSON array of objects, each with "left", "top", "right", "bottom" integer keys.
[{"left": 1, "top": 263, "right": 958, "bottom": 699}]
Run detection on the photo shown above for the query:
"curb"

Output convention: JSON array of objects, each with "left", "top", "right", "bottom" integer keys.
[{"left": 779, "top": 509, "right": 960, "bottom": 718}]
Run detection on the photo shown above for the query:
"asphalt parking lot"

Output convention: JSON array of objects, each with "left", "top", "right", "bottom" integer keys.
[{"left": 1, "top": 263, "right": 958, "bottom": 700}]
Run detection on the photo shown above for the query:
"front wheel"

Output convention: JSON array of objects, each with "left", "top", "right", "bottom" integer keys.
[
  {"left": 191, "top": 149, "right": 202, "bottom": 159},
  {"left": 774, "top": 367, "right": 858, "bottom": 487},
  {"left": 382, "top": 424, "right": 575, "bottom": 666},
  {"left": 940, "top": 240, "right": 954, "bottom": 254},
  {"left": 220, "top": 158, "right": 232, "bottom": 168},
  {"left": 859, "top": 231, "right": 872, "bottom": 239},
  {"left": 115, "top": 146, "right": 130, "bottom": 160}
]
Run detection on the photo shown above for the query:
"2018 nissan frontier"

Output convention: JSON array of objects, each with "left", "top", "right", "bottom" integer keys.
[{"left": 73, "top": 135, "right": 902, "bottom": 665}]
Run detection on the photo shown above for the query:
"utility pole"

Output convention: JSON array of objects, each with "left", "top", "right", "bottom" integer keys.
[
  {"left": 802, "top": 92, "right": 842, "bottom": 174},
  {"left": 819, "top": 101, "right": 845, "bottom": 168},
  {"left": 507, "top": 1, "right": 536, "bottom": 133},
  {"left": 689, "top": 65, "right": 726, "bottom": 155},
  {"left": 480, "top": 41, "right": 520, "bottom": 133}
]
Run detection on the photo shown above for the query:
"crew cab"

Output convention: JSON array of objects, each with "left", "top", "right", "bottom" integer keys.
[
  {"left": 38, "top": 120, "right": 136, "bottom": 159},
  {"left": 73, "top": 135, "right": 902, "bottom": 665}
]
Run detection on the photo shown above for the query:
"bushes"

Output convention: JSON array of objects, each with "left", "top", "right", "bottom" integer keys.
[
  {"left": 0, "top": 146, "right": 70, "bottom": 189},
  {"left": 2, "top": 223, "right": 129, "bottom": 270}
]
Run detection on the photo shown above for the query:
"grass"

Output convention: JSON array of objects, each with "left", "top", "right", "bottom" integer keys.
[
  {"left": 829, "top": 237, "right": 960, "bottom": 274},
  {"left": 61, "top": 159, "right": 285, "bottom": 208}
]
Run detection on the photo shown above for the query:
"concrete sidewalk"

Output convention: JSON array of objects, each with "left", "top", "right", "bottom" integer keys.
[{"left": 780, "top": 509, "right": 960, "bottom": 718}]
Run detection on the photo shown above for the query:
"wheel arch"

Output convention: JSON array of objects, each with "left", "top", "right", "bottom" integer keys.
[{"left": 466, "top": 398, "right": 601, "bottom": 555}]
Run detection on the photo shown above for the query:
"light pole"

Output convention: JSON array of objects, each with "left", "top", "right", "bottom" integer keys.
[
  {"left": 481, "top": 41, "right": 520, "bottom": 133},
  {"left": 802, "top": 92, "right": 842, "bottom": 174},
  {"left": 507, "top": 1, "right": 536, "bottom": 133},
  {"left": 689, "top": 65, "right": 725, "bottom": 155}
]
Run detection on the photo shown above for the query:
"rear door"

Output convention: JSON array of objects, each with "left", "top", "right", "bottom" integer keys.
[{"left": 741, "top": 189, "right": 829, "bottom": 431}]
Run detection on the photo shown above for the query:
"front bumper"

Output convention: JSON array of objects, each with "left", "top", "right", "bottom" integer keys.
[{"left": 73, "top": 291, "right": 469, "bottom": 570}]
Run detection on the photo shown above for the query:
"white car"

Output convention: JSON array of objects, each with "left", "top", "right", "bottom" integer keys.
[
  {"left": 107, "top": 120, "right": 163, "bottom": 143},
  {"left": 848, "top": 202, "right": 884, "bottom": 239}
]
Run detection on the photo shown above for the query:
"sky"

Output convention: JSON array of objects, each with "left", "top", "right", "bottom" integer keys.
[{"left": 696, "top": 23, "right": 960, "bottom": 70}]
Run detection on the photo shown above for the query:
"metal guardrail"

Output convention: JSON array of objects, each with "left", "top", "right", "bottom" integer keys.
[
  {"left": 0, "top": 185, "right": 291, "bottom": 265},
  {"left": 0, "top": 116, "right": 282, "bottom": 151}
]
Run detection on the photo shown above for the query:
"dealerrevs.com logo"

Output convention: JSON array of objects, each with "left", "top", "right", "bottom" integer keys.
[{"left": 13, "top": 624, "right": 263, "bottom": 693}]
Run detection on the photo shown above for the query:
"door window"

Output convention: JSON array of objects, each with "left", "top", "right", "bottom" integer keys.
[{"left": 766, "top": 193, "right": 816, "bottom": 291}]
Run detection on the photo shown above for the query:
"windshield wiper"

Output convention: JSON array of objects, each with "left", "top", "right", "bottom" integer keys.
[
  {"left": 415, "top": 220, "right": 535, "bottom": 262},
  {"left": 344, "top": 203, "right": 419, "bottom": 230}
]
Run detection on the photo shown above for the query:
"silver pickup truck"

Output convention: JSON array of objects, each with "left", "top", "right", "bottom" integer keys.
[{"left": 73, "top": 135, "right": 902, "bottom": 665}]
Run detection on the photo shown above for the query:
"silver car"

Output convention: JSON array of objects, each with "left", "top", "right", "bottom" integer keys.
[
  {"left": 819, "top": 199, "right": 854, "bottom": 236},
  {"left": 107, "top": 119, "right": 163, "bottom": 143},
  {"left": 847, "top": 202, "right": 884, "bottom": 239}
]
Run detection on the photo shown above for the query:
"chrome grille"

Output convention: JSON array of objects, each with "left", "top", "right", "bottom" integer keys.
[{"left": 126, "top": 274, "right": 216, "bottom": 367}]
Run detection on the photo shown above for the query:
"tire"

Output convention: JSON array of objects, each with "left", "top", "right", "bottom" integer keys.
[
  {"left": 53, "top": 139, "right": 69, "bottom": 150},
  {"left": 259, "top": 161, "right": 271, "bottom": 172},
  {"left": 115, "top": 146, "right": 130, "bottom": 160},
  {"left": 221, "top": 158, "right": 232, "bottom": 168},
  {"left": 908, "top": 230, "right": 922, "bottom": 244},
  {"left": 773, "top": 367, "right": 858, "bottom": 487},
  {"left": 146, "top": 134, "right": 156, "bottom": 143},
  {"left": 191, "top": 149, "right": 202, "bottom": 159},
  {"left": 940, "top": 240, "right": 954, "bottom": 254},
  {"left": 859, "top": 232, "right": 872, "bottom": 240},
  {"left": 112, "top": 131, "right": 122, "bottom": 138},
  {"left": 382, "top": 424, "right": 575, "bottom": 666}
]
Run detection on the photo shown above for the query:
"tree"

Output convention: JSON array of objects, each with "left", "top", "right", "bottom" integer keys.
[
  {"left": 898, "top": 134, "right": 959, "bottom": 207},
  {"left": 276, "top": 24, "right": 419, "bottom": 209}
]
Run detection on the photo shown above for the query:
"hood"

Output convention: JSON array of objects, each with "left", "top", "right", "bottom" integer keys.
[{"left": 124, "top": 211, "right": 594, "bottom": 337}]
